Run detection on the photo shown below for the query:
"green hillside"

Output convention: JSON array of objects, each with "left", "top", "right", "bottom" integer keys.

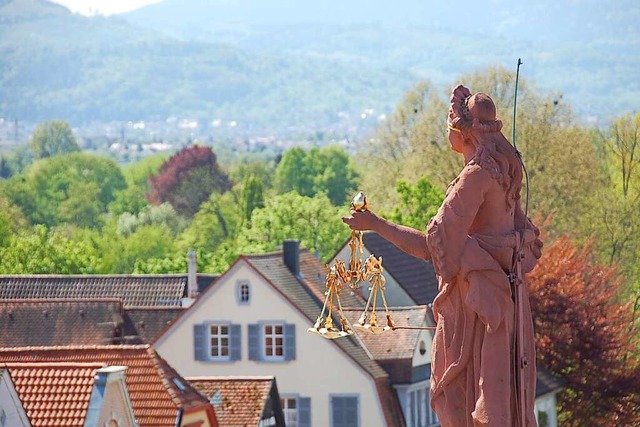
[
  {"left": 0, "top": 0, "right": 638, "bottom": 136},
  {"left": 0, "top": 0, "right": 412, "bottom": 131}
]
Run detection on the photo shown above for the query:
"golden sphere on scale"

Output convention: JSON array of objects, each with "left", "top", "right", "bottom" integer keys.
[{"left": 351, "top": 191, "right": 368, "bottom": 211}]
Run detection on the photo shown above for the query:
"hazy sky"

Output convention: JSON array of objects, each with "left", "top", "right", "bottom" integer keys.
[{"left": 51, "top": 0, "right": 161, "bottom": 15}]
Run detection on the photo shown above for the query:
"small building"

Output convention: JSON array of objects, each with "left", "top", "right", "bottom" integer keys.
[
  {"left": 188, "top": 376, "right": 285, "bottom": 427},
  {"left": 1, "top": 363, "right": 137, "bottom": 427},
  {"left": 0, "top": 345, "right": 218, "bottom": 427}
]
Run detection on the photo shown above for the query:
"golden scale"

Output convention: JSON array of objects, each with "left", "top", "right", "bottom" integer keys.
[{"left": 308, "top": 192, "right": 435, "bottom": 340}]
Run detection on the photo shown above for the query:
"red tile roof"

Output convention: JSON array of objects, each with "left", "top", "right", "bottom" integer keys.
[
  {"left": 3, "top": 362, "right": 102, "bottom": 426},
  {"left": 0, "top": 345, "right": 214, "bottom": 427},
  {"left": 187, "top": 376, "right": 275, "bottom": 427},
  {"left": 0, "top": 299, "right": 125, "bottom": 347}
]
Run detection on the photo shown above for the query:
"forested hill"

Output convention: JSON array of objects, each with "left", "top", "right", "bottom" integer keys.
[
  {"left": 122, "top": 0, "right": 640, "bottom": 123},
  {"left": 1, "top": 0, "right": 638, "bottom": 133},
  {"left": 0, "top": 0, "right": 412, "bottom": 130}
]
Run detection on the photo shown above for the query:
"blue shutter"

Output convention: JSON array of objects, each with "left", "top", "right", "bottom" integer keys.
[
  {"left": 194, "top": 324, "right": 207, "bottom": 361},
  {"left": 332, "top": 396, "right": 359, "bottom": 427},
  {"left": 230, "top": 324, "right": 241, "bottom": 361},
  {"left": 248, "top": 323, "right": 260, "bottom": 361},
  {"left": 284, "top": 323, "right": 296, "bottom": 361},
  {"left": 298, "top": 397, "right": 311, "bottom": 427}
]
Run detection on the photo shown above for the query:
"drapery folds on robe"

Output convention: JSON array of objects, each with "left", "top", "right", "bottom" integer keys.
[{"left": 425, "top": 161, "right": 538, "bottom": 427}]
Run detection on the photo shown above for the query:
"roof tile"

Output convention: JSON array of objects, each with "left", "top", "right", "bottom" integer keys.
[
  {"left": 187, "top": 377, "right": 274, "bottom": 427},
  {"left": 0, "top": 345, "right": 212, "bottom": 427},
  {"left": 0, "top": 275, "right": 188, "bottom": 307},
  {"left": 3, "top": 362, "right": 100, "bottom": 426}
]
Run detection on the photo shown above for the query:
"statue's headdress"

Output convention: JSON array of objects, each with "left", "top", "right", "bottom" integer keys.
[{"left": 447, "top": 85, "right": 503, "bottom": 133}]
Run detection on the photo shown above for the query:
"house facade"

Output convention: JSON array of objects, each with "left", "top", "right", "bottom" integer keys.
[{"left": 153, "top": 241, "right": 405, "bottom": 427}]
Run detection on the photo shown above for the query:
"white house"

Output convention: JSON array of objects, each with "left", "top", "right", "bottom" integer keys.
[{"left": 153, "top": 240, "right": 405, "bottom": 427}]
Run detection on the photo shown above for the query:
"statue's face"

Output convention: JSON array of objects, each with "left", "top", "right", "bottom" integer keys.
[{"left": 448, "top": 128, "right": 465, "bottom": 154}]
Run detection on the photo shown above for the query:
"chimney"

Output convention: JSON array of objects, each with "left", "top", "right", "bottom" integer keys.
[
  {"left": 283, "top": 239, "right": 300, "bottom": 277},
  {"left": 187, "top": 250, "right": 197, "bottom": 298}
]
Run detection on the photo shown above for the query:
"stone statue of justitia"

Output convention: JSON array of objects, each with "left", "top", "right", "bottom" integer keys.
[{"left": 343, "top": 85, "right": 543, "bottom": 426}]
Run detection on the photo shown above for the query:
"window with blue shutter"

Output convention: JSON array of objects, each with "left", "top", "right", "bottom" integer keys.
[
  {"left": 331, "top": 395, "right": 359, "bottom": 427},
  {"left": 284, "top": 323, "right": 296, "bottom": 360},
  {"left": 249, "top": 322, "right": 296, "bottom": 362},
  {"left": 249, "top": 323, "right": 260, "bottom": 360},
  {"left": 298, "top": 397, "right": 311, "bottom": 427},
  {"left": 229, "top": 324, "right": 241, "bottom": 361},
  {"left": 194, "top": 324, "right": 207, "bottom": 361},
  {"left": 195, "top": 322, "right": 241, "bottom": 362},
  {"left": 280, "top": 395, "right": 311, "bottom": 427}
]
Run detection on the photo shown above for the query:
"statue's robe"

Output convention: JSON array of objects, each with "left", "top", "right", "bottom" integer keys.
[{"left": 426, "top": 161, "right": 538, "bottom": 427}]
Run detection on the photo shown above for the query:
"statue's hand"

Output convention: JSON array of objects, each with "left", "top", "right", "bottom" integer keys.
[{"left": 342, "top": 209, "right": 378, "bottom": 231}]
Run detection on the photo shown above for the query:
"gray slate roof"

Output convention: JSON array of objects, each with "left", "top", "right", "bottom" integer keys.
[
  {"left": 0, "top": 274, "right": 189, "bottom": 307},
  {"left": 361, "top": 232, "right": 440, "bottom": 305}
]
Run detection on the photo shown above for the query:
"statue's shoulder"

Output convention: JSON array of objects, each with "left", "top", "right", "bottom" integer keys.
[
  {"left": 458, "top": 159, "right": 495, "bottom": 181},
  {"left": 445, "top": 161, "right": 494, "bottom": 197},
  {"left": 467, "top": 153, "right": 502, "bottom": 183}
]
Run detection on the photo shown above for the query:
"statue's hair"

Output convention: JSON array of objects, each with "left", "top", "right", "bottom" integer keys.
[{"left": 448, "top": 85, "right": 522, "bottom": 209}]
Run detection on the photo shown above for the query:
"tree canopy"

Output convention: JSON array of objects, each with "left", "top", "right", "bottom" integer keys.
[
  {"left": 274, "top": 145, "right": 359, "bottom": 206},
  {"left": 1, "top": 152, "right": 126, "bottom": 228},
  {"left": 529, "top": 234, "right": 640, "bottom": 426},
  {"left": 147, "top": 145, "right": 232, "bottom": 217},
  {"left": 29, "top": 120, "right": 80, "bottom": 159}
]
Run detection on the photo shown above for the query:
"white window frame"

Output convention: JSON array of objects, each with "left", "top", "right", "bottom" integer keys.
[
  {"left": 396, "top": 380, "right": 439, "bottom": 427},
  {"left": 236, "top": 280, "right": 251, "bottom": 305},
  {"left": 262, "top": 323, "right": 285, "bottom": 360},
  {"left": 208, "top": 323, "right": 231, "bottom": 360},
  {"left": 280, "top": 395, "right": 299, "bottom": 427}
]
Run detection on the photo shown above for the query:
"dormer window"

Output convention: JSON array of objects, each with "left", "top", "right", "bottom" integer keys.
[{"left": 237, "top": 281, "right": 251, "bottom": 305}]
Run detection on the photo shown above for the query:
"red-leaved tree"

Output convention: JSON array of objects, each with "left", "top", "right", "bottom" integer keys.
[
  {"left": 528, "top": 235, "right": 640, "bottom": 426},
  {"left": 147, "top": 145, "right": 232, "bottom": 217}
]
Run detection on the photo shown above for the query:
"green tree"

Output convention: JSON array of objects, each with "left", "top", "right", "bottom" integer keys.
[
  {"left": 99, "top": 223, "right": 176, "bottom": 273},
  {"left": 360, "top": 67, "right": 601, "bottom": 238},
  {"left": 359, "top": 80, "right": 453, "bottom": 212},
  {"left": 3, "top": 153, "right": 126, "bottom": 227},
  {"left": 274, "top": 145, "right": 359, "bottom": 205},
  {"left": 274, "top": 147, "right": 313, "bottom": 196},
  {"left": 176, "top": 191, "right": 241, "bottom": 254},
  {"left": 0, "top": 225, "right": 98, "bottom": 274},
  {"left": 241, "top": 174, "right": 265, "bottom": 224},
  {"left": 29, "top": 120, "right": 80, "bottom": 159},
  {"left": 0, "top": 194, "right": 28, "bottom": 247},
  {"left": 309, "top": 145, "right": 359, "bottom": 205},
  {"left": 382, "top": 176, "right": 445, "bottom": 230},
  {"left": 588, "top": 113, "right": 640, "bottom": 292},
  {"left": 236, "top": 192, "right": 349, "bottom": 262}
]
